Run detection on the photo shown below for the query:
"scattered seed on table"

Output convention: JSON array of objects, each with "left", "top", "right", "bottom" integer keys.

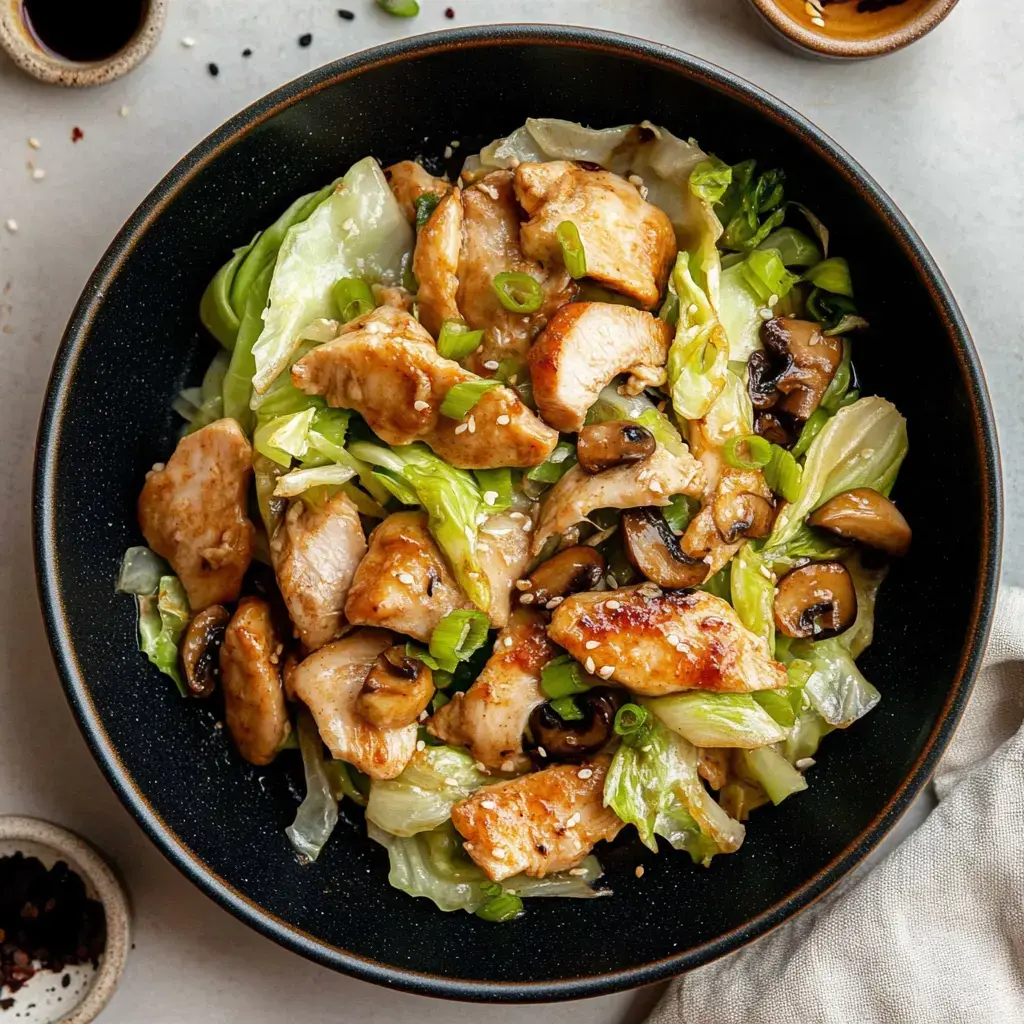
[
  {"left": 298, "top": 33, "right": 313, "bottom": 47},
  {"left": 445, "top": 6, "right": 455, "bottom": 16},
  {"left": 207, "top": 62, "right": 219, "bottom": 77},
  {"left": 181, "top": 36, "right": 196, "bottom": 48},
  {"left": 31, "top": 168, "right": 45, "bottom": 181},
  {"left": 242, "top": 48, "right": 252, "bottom": 57},
  {"left": 27, "top": 137, "right": 41, "bottom": 149},
  {"left": 338, "top": 8, "right": 355, "bottom": 19},
  {"left": 119, "top": 105, "right": 130, "bottom": 117},
  {"left": 4, "top": 220, "right": 17, "bottom": 234},
  {"left": 71, "top": 126, "right": 84, "bottom": 143}
]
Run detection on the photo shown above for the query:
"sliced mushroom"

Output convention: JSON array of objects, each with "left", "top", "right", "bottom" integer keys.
[
  {"left": 180, "top": 605, "right": 230, "bottom": 697},
  {"left": 527, "top": 689, "right": 621, "bottom": 761},
  {"left": 773, "top": 561, "right": 857, "bottom": 640},
  {"left": 355, "top": 646, "right": 435, "bottom": 730},
  {"left": 521, "top": 546, "right": 606, "bottom": 608},
  {"left": 576, "top": 420, "right": 656, "bottom": 475},
  {"left": 622, "top": 507, "right": 709, "bottom": 588},
  {"left": 808, "top": 488, "right": 912, "bottom": 557},
  {"left": 747, "top": 349, "right": 782, "bottom": 411},
  {"left": 711, "top": 489, "right": 775, "bottom": 544},
  {"left": 763, "top": 317, "right": 843, "bottom": 421},
  {"left": 754, "top": 409, "right": 797, "bottom": 448}
]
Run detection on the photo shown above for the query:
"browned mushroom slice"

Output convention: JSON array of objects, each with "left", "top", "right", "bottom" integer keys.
[
  {"left": 180, "top": 605, "right": 230, "bottom": 697},
  {"left": 773, "top": 561, "right": 858, "bottom": 640},
  {"left": 622, "top": 507, "right": 709, "bottom": 589},
  {"left": 356, "top": 647, "right": 435, "bottom": 729},
  {"left": 808, "top": 488, "right": 912, "bottom": 557},
  {"left": 576, "top": 421, "right": 656, "bottom": 475},
  {"left": 520, "top": 546, "right": 606, "bottom": 608},
  {"left": 762, "top": 318, "right": 843, "bottom": 421},
  {"left": 753, "top": 409, "right": 797, "bottom": 448},
  {"left": 527, "top": 689, "right": 622, "bottom": 761},
  {"left": 711, "top": 489, "right": 775, "bottom": 544}
]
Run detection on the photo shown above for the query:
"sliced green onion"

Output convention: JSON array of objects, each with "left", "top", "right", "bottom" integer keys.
[
  {"left": 614, "top": 703, "right": 651, "bottom": 745},
  {"left": 839, "top": 388, "right": 860, "bottom": 408},
  {"left": 371, "top": 468, "right": 419, "bottom": 506},
  {"left": 492, "top": 271, "right": 544, "bottom": 314},
  {"left": 525, "top": 441, "right": 577, "bottom": 484},
  {"left": 414, "top": 192, "right": 442, "bottom": 230},
  {"left": 763, "top": 445, "right": 802, "bottom": 503},
  {"left": 406, "top": 643, "right": 441, "bottom": 670},
  {"left": 548, "top": 696, "right": 585, "bottom": 722},
  {"left": 540, "top": 654, "right": 593, "bottom": 700},
  {"left": 556, "top": 221, "right": 587, "bottom": 279},
  {"left": 791, "top": 408, "right": 829, "bottom": 458},
  {"left": 662, "top": 494, "right": 700, "bottom": 534},
  {"left": 333, "top": 277, "right": 376, "bottom": 323},
  {"left": 440, "top": 379, "right": 503, "bottom": 419},
  {"left": 429, "top": 610, "right": 490, "bottom": 673},
  {"left": 723, "top": 434, "right": 773, "bottom": 471},
  {"left": 802, "top": 257, "right": 853, "bottom": 297},
  {"left": 376, "top": 0, "right": 420, "bottom": 15},
  {"left": 474, "top": 468, "right": 514, "bottom": 513},
  {"left": 475, "top": 887, "right": 524, "bottom": 923},
  {"left": 437, "top": 318, "right": 485, "bottom": 360}
]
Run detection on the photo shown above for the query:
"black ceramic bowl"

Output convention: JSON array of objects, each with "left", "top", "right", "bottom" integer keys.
[{"left": 34, "top": 25, "right": 1000, "bottom": 1002}]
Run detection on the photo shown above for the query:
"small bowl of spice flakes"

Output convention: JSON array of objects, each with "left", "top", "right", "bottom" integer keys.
[
  {"left": 0, "top": 818, "right": 129, "bottom": 1024},
  {"left": 747, "top": 0, "right": 960, "bottom": 59}
]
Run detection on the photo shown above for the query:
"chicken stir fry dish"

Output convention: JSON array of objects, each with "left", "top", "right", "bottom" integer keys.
[{"left": 118, "top": 119, "right": 910, "bottom": 922}]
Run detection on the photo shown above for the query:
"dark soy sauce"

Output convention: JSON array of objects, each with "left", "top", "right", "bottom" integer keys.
[{"left": 22, "top": 0, "right": 146, "bottom": 63}]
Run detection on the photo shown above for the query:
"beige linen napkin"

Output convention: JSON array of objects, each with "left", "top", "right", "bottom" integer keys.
[{"left": 651, "top": 587, "right": 1024, "bottom": 1024}]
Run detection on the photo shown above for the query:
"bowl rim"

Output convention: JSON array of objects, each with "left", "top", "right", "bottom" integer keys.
[{"left": 32, "top": 23, "right": 1002, "bottom": 1003}]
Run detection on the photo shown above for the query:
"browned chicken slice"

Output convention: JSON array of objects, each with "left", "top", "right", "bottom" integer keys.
[
  {"left": 138, "top": 418, "right": 254, "bottom": 611},
  {"left": 385, "top": 160, "right": 450, "bottom": 224},
  {"left": 270, "top": 491, "right": 367, "bottom": 650},
  {"left": 529, "top": 303, "right": 672, "bottom": 431},
  {"left": 451, "top": 756, "right": 622, "bottom": 882},
  {"left": 515, "top": 161, "right": 677, "bottom": 308},
  {"left": 548, "top": 585, "right": 788, "bottom": 696},
  {"left": 219, "top": 597, "right": 291, "bottom": 766},
  {"left": 428, "top": 608, "right": 555, "bottom": 769},
  {"left": 413, "top": 189, "right": 463, "bottom": 337},
  {"left": 288, "top": 628, "right": 417, "bottom": 780},
  {"left": 532, "top": 445, "right": 704, "bottom": 556},
  {"left": 291, "top": 306, "right": 558, "bottom": 469},
  {"left": 344, "top": 511, "right": 473, "bottom": 642}
]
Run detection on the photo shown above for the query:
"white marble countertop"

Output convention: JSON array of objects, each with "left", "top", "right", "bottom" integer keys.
[{"left": 0, "top": 1, "right": 1019, "bottom": 1021}]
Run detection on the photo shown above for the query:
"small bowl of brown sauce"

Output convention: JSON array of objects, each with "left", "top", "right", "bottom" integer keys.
[
  {"left": 747, "top": 0, "right": 960, "bottom": 59},
  {"left": 0, "top": 0, "right": 166, "bottom": 87}
]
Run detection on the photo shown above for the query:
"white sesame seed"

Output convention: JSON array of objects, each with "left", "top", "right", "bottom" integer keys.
[
  {"left": 475, "top": 762, "right": 487, "bottom": 772},
  {"left": 416, "top": 739, "right": 426, "bottom": 751},
  {"left": 181, "top": 36, "right": 196, "bottom": 47},
  {"left": 545, "top": 596, "right": 564, "bottom": 609},
  {"left": 398, "top": 572, "right": 415, "bottom": 585},
  {"left": 4, "top": 219, "right": 17, "bottom": 234},
  {"left": 492, "top": 847, "right": 507, "bottom": 859},
  {"left": 796, "top": 757, "right": 816, "bottom": 769},
  {"left": 537, "top": 746, "right": 548, "bottom": 758},
  {"left": 641, "top": 744, "right": 653, "bottom": 753},
  {"left": 454, "top": 422, "right": 468, "bottom": 434},
  {"left": 500, "top": 759, "right": 515, "bottom": 772},
  {"left": 768, "top": 293, "right": 779, "bottom": 306},
  {"left": 811, "top": 15, "right": 826, "bottom": 26},
  {"left": 605, "top": 574, "right": 618, "bottom": 589},
  {"left": 444, "top": 777, "right": 460, "bottom": 787},
  {"left": 585, "top": 657, "right": 596, "bottom": 674},
  {"left": 481, "top": 799, "right": 497, "bottom": 810},
  {"left": 687, "top": 303, "right": 698, "bottom": 316},
  {"left": 676, "top": 643, "right": 687, "bottom": 653},
  {"left": 566, "top": 812, "right": 581, "bottom": 828},
  {"left": 759, "top": 308, "right": 774, "bottom": 320},
  {"left": 468, "top": 415, "right": 476, "bottom": 434},
  {"left": 27, "top": 137, "right": 40, "bottom": 149},
  {"left": 450, "top": 140, "right": 461, "bottom": 148},
  {"left": 666, "top": 634, "right": 679, "bottom": 646},
  {"left": 759, "top": 565, "right": 773, "bottom": 580},
  {"left": 520, "top": 593, "right": 535, "bottom": 604},
  {"left": 585, "top": 640, "right": 600, "bottom": 650},
  {"left": 119, "top": 105, "right": 130, "bottom": 117},
  {"left": 508, "top": 374, "right": 518, "bottom": 384},
  {"left": 568, "top": 867, "right": 588, "bottom": 876},
  {"left": 635, "top": 865, "right": 645, "bottom": 878},
  {"left": 515, "top": 579, "right": 531, "bottom": 591},
  {"left": 496, "top": 414, "right": 511, "bottom": 425},
  {"left": 443, "top": 145, "right": 453, "bottom": 159},
  {"left": 418, "top": 710, "right": 429, "bottom": 722},
  {"left": 482, "top": 359, "right": 500, "bottom": 370},
  {"left": 483, "top": 490, "right": 499, "bottom": 505},
  {"left": 521, "top": 520, "right": 533, "bottom": 532},
  {"left": 606, "top": 600, "right": 621, "bottom": 610},
  {"left": 509, "top": 511, "right": 525, "bottom": 520},
  {"left": 649, "top": 480, "right": 664, "bottom": 494},
  {"left": 31, "top": 168, "right": 45, "bottom": 181},
  {"left": 599, "top": 665, "right": 615, "bottom": 678},
  {"left": 151, "top": 462, "right": 165, "bottom": 472},
  {"left": 414, "top": 399, "right": 430, "bottom": 411},
  {"left": 577, "top": 768, "right": 594, "bottom": 779}
]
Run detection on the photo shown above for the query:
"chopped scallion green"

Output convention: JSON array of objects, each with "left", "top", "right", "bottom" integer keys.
[
  {"left": 437, "top": 318, "right": 484, "bottom": 360},
  {"left": 556, "top": 221, "right": 587, "bottom": 279},
  {"left": 723, "top": 434, "right": 773, "bottom": 470},
  {"left": 540, "top": 654, "right": 594, "bottom": 699},
  {"left": 440, "top": 379, "right": 503, "bottom": 419},
  {"left": 332, "top": 277, "right": 376, "bottom": 323},
  {"left": 492, "top": 271, "right": 544, "bottom": 314},
  {"left": 429, "top": 610, "right": 490, "bottom": 673}
]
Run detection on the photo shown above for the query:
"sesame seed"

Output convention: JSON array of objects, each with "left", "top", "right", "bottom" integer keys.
[
  {"left": 443, "top": 145, "right": 453, "bottom": 159},
  {"left": 475, "top": 762, "right": 487, "bottom": 771},
  {"left": 759, "top": 565, "right": 773, "bottom": 580},
  {"left": 418, "top": 710, "right": 429, "bottom": 722},
  {"left": 520, "top": 593, "right": 535, "bottom": 604},
  {"left": 151, "top": 462, "right": 165, "bottom": 472},
  {"left": 768, "top": 293, "right": 779, "bottom": 306},
  {"left": 635, "top": 865, "right": 645, "bottom": 878},
  {"left": 599, "top": 665, "right": 615, "bottom": 678},
  {"left": 811, "top": 15, "right": 826, "bottom": 26},
  {"left": 496, "top": 414, "right": 511, "bottom": 425},
  {"left": 398, "top": 572, "right": 415, "bottom": 585},
  {"left": 796, "top": 757, "right": 816, "bottom": 769},
  {"left": 298, "top": 33, "right": 313, "bottom": 47},
  {"left": 545, "top": 596, "right": 563, "bottom": 609},
  {"left": 468, "top": 415, "right": 476, "bottom": 433},
  {"left": 31, "top": 168, "right": 45, "bottom": 181},
  {"left": 521, "top": 520, "right": 533, "bottom": 532},
  {"left": 500, "top": 760, "right": 515, "bottom": 772},
  {"left": 759, "top": 308, "right": 774, "bottom": 320},
  {"left": 509, "top": 511, "right": 525, "bottom": 520},
  {"left": 585, "top": 657, "right": 596, "bottom": 674},
  {"left": 481, "top": 799, "right": 497, "bottom": 810},
  {"left": 27, "top": 137, "right": 40, "bottom": 149},
  {"left": 492, "top": 847, "right": 507, "bottom": 859},
  {"left": 413, "top": 399, "right": 430, "bottom": 411},
  {"left": 566, "top": 812, "right": 581, "bottom": 828},
  {"left": 537, "top": 746, "right": 547, "bottom": 758},
  {"left": 577, "top": 768, "right": 594, "bottom": 779},
  {"left": 181, "top": 36, "right": 196, "bottom": 47},
  {"left": 207, "top": 62, "right": 219, "bottom": 77},
  {"left": 605, "top": 574, "right": 618, "bottom": 589},
  {"left": 483, "top": 360, "right": 500, "bottom": 370},
  {"left": 649, "top": 480, "right": 664, "bottom": 494},
  {"left": 454, "top": 423, "right": 468, "bottom": 434},
  {"left": 451, "top": 140, "right": 460, "bottom": 148},
  {"left": 508, "top": 374, "right": 518, "bottom": 384},
  {"left": 483, "top": 490, "right": 499, "bottom": 505},
  {"left": 676, "top": 643, "right": 687, "bottom": 653},
  {"left": 666, "top": 634, "right": 679, "bottom": 645},
  {"left": 4, "top": 219, "right": 17, "bottom": 234},
  {"left": 606, "top": 600, "right": 620, "bottom": 610},
  {"left": 444, "top": 777, "right": 460, "bottom": 787},
  {"left": 568, "top": 867, "right": 588, "bottom": 876},
  {"left": 119, "top": 105, "right": 130, "bottom": 117},
  {"left": 585, "top": 640, "right": 600, "bottom": 650},
  {"left": 416, "top": 739, "right": 426, "bottom": 752},
  {"left": 628, "top": 173, "right": 644, "bottom": 188},
  {"left": 687, "top": 303, "right": 698, "bottom": 315},
  {"left": 515, "top": 579, "right": 531, "bottom": 591}
]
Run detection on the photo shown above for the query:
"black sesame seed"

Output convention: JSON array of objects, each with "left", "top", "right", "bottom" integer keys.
[
  {"left": 338, "top": 8, "right": 355, "bottom": 19},
  {"left": 242, "top": 48, "right": 252, "bottom": 57},
  {"left": 298, "top": 33, "right": 313, "bottom": 47},
  {"left": 207, "top": 62, "right": 219, "bottom": 77}
]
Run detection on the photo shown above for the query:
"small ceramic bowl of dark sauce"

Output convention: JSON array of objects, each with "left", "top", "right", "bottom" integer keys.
[
  {"left": 748, "top": 0, "right": 960, "bottom": 59},
  {"left": 0, "top": 0, "right": 166, "bottom": 86}
]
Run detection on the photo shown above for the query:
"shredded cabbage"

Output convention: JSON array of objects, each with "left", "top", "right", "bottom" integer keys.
[
  {"left": 136, "top": 576, "right": 190, "bottom": 695},
  {"left": 643, "top": 692, "right": 787, "bottom": 749},
  {"left": 286, "top": 708, "right": 339, "bottom": 862}
]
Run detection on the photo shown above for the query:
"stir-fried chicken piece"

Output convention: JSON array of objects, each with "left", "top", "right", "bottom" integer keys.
[
  {"left": 385, "top": 160, "right": 450, "bottom": 224},
  {"left": 532, "top": 445, "right": 704, "bottom": 556},
  {"left": 345, "top": 511, "right": 473, "bottom": 642},
  {"left": 451, "top": 756, "right": 621, "bottom": 882},
  {"left": 413, "top": 189, "right": 463, "bottom": 336},
  {"left": 288, "top": 628, "right": 417, "bottom": 780},
  {"left": 429, "top": 609, "right": 555, "bottom": 769},
  {"left": 219, "top": 597, "right": 290, "bottom": 765},
  {"left": 291, "top": 306, "right": 558, "bottom": 469},
  {"left": 345, "top": 511, "right": 532, "bottom": 638},
  {"left": 548, "top": 585, "right": 788, "bottom": 695},
  {"left": 138, "top": 418, "right": 254, "bottom": 611},
  {"left": 529, "top": 303, "right": 672, "bottom": 431},
  {"left": 515, "top": 161, "right": 677, "bottom": 308},
  {"left": 270, "top": 491, "right": 366, "bottom": 650}
]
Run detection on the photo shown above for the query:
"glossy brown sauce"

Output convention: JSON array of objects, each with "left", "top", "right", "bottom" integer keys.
[
  {"left": 22, "top": 0, "right": 146, "bottom": 62},
  {"left": 774, "top": 0, "right": 932, "bottom": 40}
]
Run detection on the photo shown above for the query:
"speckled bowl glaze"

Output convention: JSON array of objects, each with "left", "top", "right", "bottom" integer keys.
[
  {"left": 33, "top": 25, "right": 1001, "bottom": 1002},
  {"left": 0, "top": 817, "right": 130, "bottom": 1023},
  {"left": 0, "top": 0, "right": 165, "bottom": 87},
  {"left": 748, "top": 0, "right": 960, "bottom": 60}
]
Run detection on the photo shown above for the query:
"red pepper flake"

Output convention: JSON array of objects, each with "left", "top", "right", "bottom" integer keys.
[
  {"left": 70, "top": 126, "right": 84, "bottom": 143},
  {"left": 445, "top": 6, "right": 455, "bottom": 17}
]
